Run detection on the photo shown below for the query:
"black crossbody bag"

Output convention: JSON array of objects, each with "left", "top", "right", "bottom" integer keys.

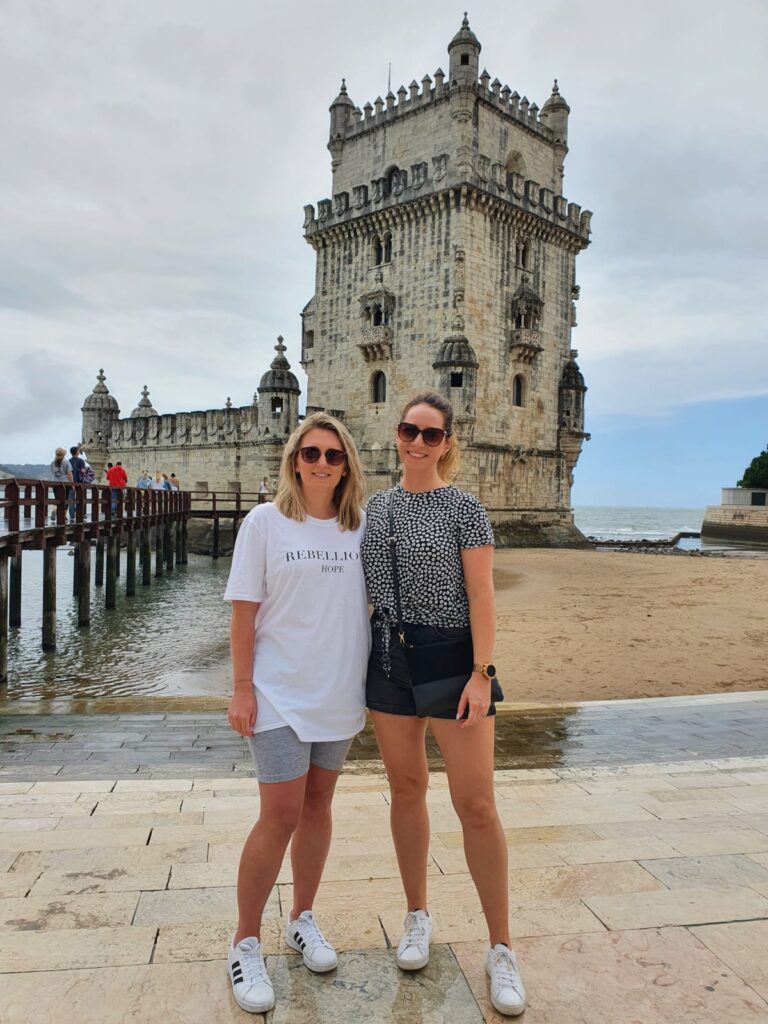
[{"left": 387, "top": 492, "right": 504, "bottom": 717}]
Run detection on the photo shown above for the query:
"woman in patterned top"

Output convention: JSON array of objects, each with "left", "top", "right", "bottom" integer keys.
[{"left": 361, "top": 390, "right": 526, "bottom": 1017}]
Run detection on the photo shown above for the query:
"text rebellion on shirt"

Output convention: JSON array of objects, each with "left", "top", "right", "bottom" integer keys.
[{"left": 284, "top": 549, "right": 361, "bottom": 562}]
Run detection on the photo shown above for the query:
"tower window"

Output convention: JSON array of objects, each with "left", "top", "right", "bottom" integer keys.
[
  {"left": 513, "top": 375, "right": 525, "bottom": 407},
  {"left": 460, "top": 54, "right": 469, "bottom": 66},
  {"left": 372, "top": 236, "right": 383, "bottom": 266},
  {"left": 383, "top": 232, "right": 392, "bottom": 263},
  {"left": 372, "top": 371, "right": 387, "bottom": 404},
  {"left": 271, "top": 397, "right": 283, "bottom": 416},
  {"left": 450, "top": 371, "right": 464, "bottom": 388},
  {"left": 373, "top": 306, "right": 383, "bottom": 327}
]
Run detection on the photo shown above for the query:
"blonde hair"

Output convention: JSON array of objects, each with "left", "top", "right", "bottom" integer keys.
[
  {"left": 401, "top": 390, "right": 461, "bottom": 482},
  {"left": 274, "top": 412, "right": 365, "bottom": 531}
]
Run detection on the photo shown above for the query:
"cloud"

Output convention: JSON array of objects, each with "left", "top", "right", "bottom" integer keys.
[{"left": 0, "top": 0, "right": 765, "bottom": 468}]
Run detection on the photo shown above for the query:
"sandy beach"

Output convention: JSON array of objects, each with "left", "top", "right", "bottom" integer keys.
[{"left": 494, "top": 549, "right": 768, "bottom": 704}]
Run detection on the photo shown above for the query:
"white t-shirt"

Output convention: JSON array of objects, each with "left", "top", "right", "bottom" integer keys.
[{"left": 223, "top": 502, "right": 370, "bottom": 742}]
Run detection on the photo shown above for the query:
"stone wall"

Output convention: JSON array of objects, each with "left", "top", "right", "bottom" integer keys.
[{"left": 702, "top": 506, "right": 768, "bottom": 545}]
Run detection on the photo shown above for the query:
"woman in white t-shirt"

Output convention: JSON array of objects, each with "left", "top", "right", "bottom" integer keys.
[{"left": 223, "top": 412, "right": 369, "bottom": 1015}]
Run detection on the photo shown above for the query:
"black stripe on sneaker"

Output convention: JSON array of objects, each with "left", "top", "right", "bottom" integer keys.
[
  {"left": 294, "top": 931, "right": 306, "bottom": 949},
  {"left": 231, "top": 960, "right": 240, "bottom": 969}
]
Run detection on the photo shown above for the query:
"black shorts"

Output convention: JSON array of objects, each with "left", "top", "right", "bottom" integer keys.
[{"left": 365, "top": 624, "right": 496, "bottom": 720}]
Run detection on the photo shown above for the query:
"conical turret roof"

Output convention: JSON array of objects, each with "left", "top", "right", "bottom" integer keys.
[
  {"left": 448, "top": 14, "right": 481, "bottom": 52},
  {"left": 258, "top": 337, "right": 300, "bottom": 394},
  {"left": 82, "top": 369, "right": 119, "bottom": 413},
  {"left": 131, "top": 385, "right": 157, "bottom": 418}
]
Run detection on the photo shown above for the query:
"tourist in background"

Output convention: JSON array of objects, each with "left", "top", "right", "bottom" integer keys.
[
  {"left": 49, "top": 447, "right": 72, "bottom": 522},
  {"left": 361, "top": 390, "right": 526, "bottom": 1017},
  {"left": 149, "top": 471, "right": 166, "bottom": 491},
  {"left": 67, "top": 445, "right": 85, "bottom": 522},
  {"left": 257, "top": 477, "right": 269, "bottom": 504},
  {"left": 137, "top": 470, "right": 151, "bottom": 489},
  {"left": 106, "top": 461, "right": 127, "bottom": 515},
  {"left": 169, "top": 473, "right": 180, "bottom": 491},
  {"left": 223, "top": 412, "right": 369, "bottom": 1014}
]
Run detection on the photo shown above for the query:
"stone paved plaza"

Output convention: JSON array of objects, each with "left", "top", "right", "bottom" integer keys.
[{"left": 1, "top": 694, "right": 768, "bottom": 1022}]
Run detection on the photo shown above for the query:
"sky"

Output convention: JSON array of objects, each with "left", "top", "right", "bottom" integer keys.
[{"left": 0, "top": 0, "right": 765, "bottom": 506}]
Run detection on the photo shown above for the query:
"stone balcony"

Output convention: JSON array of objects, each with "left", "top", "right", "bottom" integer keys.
[
  {"left": 509, "top": 328, "right": 543, "bottom": 363},
  {"left": 358, "top": 326, "right": 393, "bottom": 362}
]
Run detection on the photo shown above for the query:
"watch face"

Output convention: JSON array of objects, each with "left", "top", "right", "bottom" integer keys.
[{"left": 487, "top": 664, "right": 497, "bottom": 678}]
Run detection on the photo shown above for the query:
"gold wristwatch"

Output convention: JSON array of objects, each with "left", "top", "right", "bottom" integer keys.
[{"left": 473, "top": 662, "right": 496, "bottom": 679}]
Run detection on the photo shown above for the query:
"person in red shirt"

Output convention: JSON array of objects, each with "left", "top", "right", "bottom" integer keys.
[{"left": 106, "top": 462, "right": 128, "bottom": 515}]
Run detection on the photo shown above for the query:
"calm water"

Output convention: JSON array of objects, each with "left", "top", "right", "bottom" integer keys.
[
  {"left": 3, "top": 507, "right": 761, "bottom": 704},
  {"left": 3, "top": 550, "right": 232, "bottom": 703},
  {"left": 574, "top": 506, "right": 705, "bottom": 541}
]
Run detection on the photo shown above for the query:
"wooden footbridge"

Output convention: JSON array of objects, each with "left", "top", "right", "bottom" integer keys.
[{"left": 0, "top": 480, "right": 263, "bottom": 684}]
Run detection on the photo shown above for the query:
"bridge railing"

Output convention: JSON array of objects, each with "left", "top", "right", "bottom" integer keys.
[{"left": 0, "top": 478, "right": 191, "bottom": 549}]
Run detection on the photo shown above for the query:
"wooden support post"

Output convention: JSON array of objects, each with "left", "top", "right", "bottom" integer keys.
[
  {"left": 213, "top": 516, "right": 220, "bottom": 559},
  {"left": 181, "top": 520, "right": 188, "bottom": 564},
  {"left": 142, "top": 529, "right": 152, "bottom": 586},
  {"left": 105, "top": 536, "right": 117, "bottom": 609},
  {"left": 0, "top": 551, "right": 8, "bottom": 685},
  {"left": 126, "top": 532, "right": 136, "bottom": 596},
  {"left": 95, "top": 539, "right": 104, "bottom": 587},
  {"left": 72, "top": 545, "right": 81, "bottom": 597},
  {"left": 42, "top": 543, "right": 56, "bottom": 651},
  {"left": 78, "top": 541, "right": 91, "bottom": 628},
  {"left": 115, "top": 536, "right": 120, "bottom": 578},
  {"left": 155, "top": 527, "right": 164, "bottom": 578},
  {"left": 175, "top": 521, "right": 182, "bottom": 564},
  {"left": 165, "top": 524, "right": 174, "bottom": 572},
  {"left": 9, "top": 554, "right": 22, "bottom": 628}
]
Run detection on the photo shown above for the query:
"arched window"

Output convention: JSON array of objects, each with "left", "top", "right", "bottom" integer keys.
[
  {"left": 372, "top": 235, "right": 383, "bottom": 266},
  {"left": 520, "top": 241, "right": 530, "bottom": 270},
  {"left": 513, "top": 375, "right": 525, "bottom": 407},
  {"left": 383, "top": 232, "right": 392, "bottom": 263},
  {"left": 373, "top": 306, "right": 383, "bottom": 327},
  {"left": 271, "top": 396, "right": 283, "bottom": 416},
  {"left": 505, "top": 151, "right": 527, "bottom": 177},
  {"left": 372, "top": 371, "right": 387, "bottom": 404}
]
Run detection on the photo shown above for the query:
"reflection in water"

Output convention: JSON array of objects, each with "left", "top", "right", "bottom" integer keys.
[{"left": 4, "top": 549, "right": 232, "bottom": 702}]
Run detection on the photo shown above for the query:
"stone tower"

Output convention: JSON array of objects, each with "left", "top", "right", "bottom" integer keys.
[
  {"left": 257, "top": 336, "right": 301, "bottom": 437},
  {"left": 81, "top": 369, "right": 120, "bottom": 476},
  {"left": 302, "top": 17, "right": 593, "bottom": 542}
]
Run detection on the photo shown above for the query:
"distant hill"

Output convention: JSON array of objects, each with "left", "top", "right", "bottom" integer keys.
[{"left": 0, "top": 463, "right": 51, "bottom": 479}]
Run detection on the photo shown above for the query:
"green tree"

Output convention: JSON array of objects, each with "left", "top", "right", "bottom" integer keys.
[{"left": 738, "top": 445, "right": 768, "bottom": 488}]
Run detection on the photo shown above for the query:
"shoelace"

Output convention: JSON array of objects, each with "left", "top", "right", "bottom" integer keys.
[
  {"left": 490, "top": 950, "right": 524, "bottom": 996},
  {"left": 402, "top": 912, "right": 428, "bottom": 948},
  {"left": 235, "top": 940, "right": 270, "bottom": 988},
  {"left": 297, "top": 914, "right": 333, "bottom": 952}
]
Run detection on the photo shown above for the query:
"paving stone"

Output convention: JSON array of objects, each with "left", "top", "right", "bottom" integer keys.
[
  {"left": 0, "top": 892, "right": 139, "bottom": 931},
  {"left": 0, "top": 926, "right": 156, "bottom": 973},
  {"left": 639, "top": 854, "right": 768, "bottom": 891},
  {"left": 693, "top": 920, "right": 768, "bottom": 1002},
  {"left": 453, "top": 928, "right": 768, "bottom": 1023},
  {"left": 583, "top": 885, "right": 768, "bottom": 930},
  {"left": 29, "top": 864, "right": 171, "bottom": 897},
  {"left": 132, "top": 885, "right": 278, "bottom": 926}
]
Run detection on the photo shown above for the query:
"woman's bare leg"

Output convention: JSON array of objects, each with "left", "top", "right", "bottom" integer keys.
[
  {"left": 234, "top": 774, "right": 306, "bottom": 944},
  {"left": 371, "top": 711, "right": 430, "bottom": 911},
  {"left": 429, "top": 716, "right": 510, "bottom": 946},
  {"left": 289, "top": 763, "right": 340, "bottom": 919}
]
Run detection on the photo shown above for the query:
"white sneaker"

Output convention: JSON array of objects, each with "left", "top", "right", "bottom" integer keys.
[
  {"left": 396, "top": 909, "right": 433, "bottom": 970},
  {"left": 285, "top": 910, "right": 338, "bottom": 972},
  {"left": 486, "top": 944, "right": 527, "bottom": 1016},
  {"left": 227, "top": 935, "right": 275, "bottom": 1014}
]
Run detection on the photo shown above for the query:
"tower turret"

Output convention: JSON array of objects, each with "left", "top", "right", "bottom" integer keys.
[
  {"left": 540, "top": 80, "right": 570, "bottom": 187},
  {"left": 448, "top": 14, "right": 481, "bottom": 87},
  {"left": 433, "top": 317, "right": 479, "bottom": 437},
  {"left": 81, "top": 369, "right": 119, "bottom": 475},
  {"left": 257, "top": 336, "right": 300, "bottom": 436},
  {"left": 130, "top": 385, "right": 157, "bottom": 418},
  {"left": 328, "top": 79, "right": 355, "bottom": 174}
]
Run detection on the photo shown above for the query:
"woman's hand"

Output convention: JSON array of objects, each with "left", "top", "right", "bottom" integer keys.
[
  {"left": 227, "top": 686, "right": 257, "bottom": 737},
  {"left": 457, "top": 672, "right": 491, "bottom": 728}
]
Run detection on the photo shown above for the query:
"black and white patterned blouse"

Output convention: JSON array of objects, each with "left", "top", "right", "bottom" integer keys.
[{"left": 361, "top": 484, "right": 495, "bottom": 669}]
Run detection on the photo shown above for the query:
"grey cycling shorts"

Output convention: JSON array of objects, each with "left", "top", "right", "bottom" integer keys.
[{"left": 246, "top": 726, "right": 354, "bottom": 784}]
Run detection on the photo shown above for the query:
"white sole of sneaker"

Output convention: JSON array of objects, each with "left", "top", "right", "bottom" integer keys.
[
  {"left": 284, "top": 933, "right": 338, "bottom": 973},
  {"left": 486, "top": 967, "right": 526, "bottom": 1017}
]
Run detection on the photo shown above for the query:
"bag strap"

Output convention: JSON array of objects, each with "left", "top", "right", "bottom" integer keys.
[{"left": 387, "top": 491, "right": 406, "bottom": 645}]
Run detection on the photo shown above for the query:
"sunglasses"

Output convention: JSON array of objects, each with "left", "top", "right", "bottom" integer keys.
[
  {"left": 396, "top": 422, "right": 450, "bottom": 447},
  {"left": 298, "top": 446, "right": 347, "bottom": 467}
]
